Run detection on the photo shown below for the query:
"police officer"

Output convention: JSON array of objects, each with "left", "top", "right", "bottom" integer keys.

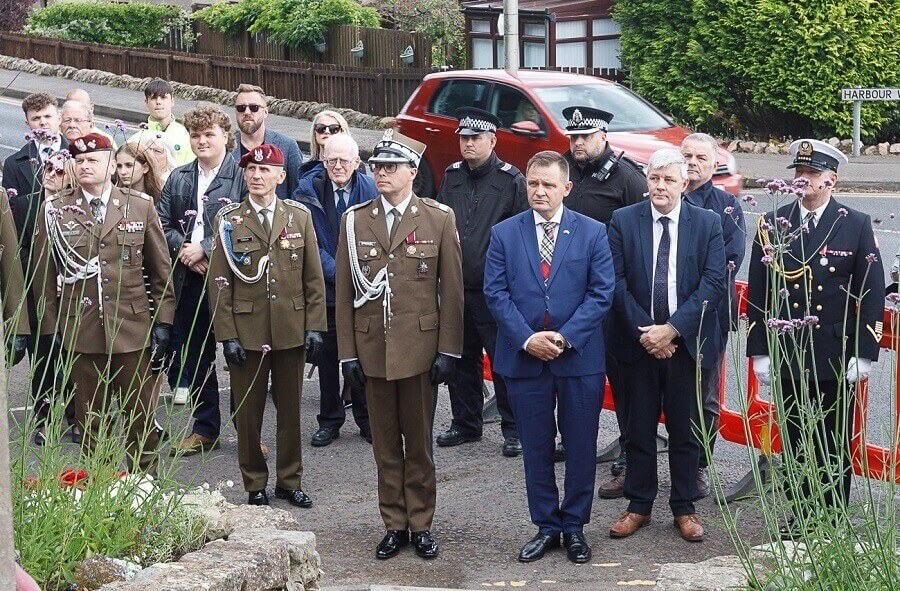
[
  {"left": 558, "top": 107, "right": 648, "bottom": 497},
  {"left": 32, "top": 132, "right": 174, "bottom": 472},
  {"left": 336, "top": 129, "right": 463, "bottom": 560},
  {"left": 0, "top": 188, "right": 30, "bottom": 369},
  {"left": 435, "top": 107, "right": 527, "bottom": 456},
  {"left": 208, "top": 144, "right": 327, "bottom": 507},
  {"left": 747, "top": 139, "right": 884, "bottom": 538}
]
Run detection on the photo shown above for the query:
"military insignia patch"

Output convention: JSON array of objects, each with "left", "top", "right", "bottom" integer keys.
[
  {"left": 572, "top": 109, "right": 583, "bottom": 125},
  {"left": 798, "top": 141, "right": 813, "bottom": 157}
]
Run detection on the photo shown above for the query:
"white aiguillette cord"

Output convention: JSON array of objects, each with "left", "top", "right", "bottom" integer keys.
[
  {"left": 346, "top": 209, "right": 391, "bottom": 327},
  {"left": 45, "top": 202, "right": 105, "bottom": 321},
  {"left": 219, "top": 216, "right": 269, "bottom": 284}
]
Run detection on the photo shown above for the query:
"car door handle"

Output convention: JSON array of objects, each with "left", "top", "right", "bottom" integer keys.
[{"left": 425, "top": 127, "right": 440, "bottom": 133}]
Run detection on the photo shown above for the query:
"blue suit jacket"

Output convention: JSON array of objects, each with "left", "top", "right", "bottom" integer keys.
[
  {"left": 484, "top": 207, "right": 614, "bottom": 378},
  {"left": 607, "top": 200, "right": 725, "bottom": 369}
]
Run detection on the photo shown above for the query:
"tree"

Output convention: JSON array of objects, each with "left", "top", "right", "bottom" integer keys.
[
  {"left": 0, "top": 0, "right": 32, "bottom": 32},
  {"left": 378, "top": 0, "right": 465, "bottom": 67}
]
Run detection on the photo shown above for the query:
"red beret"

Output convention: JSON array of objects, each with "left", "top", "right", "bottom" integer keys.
[
  {"left": 69, "top": 133, "right": 113, "bottom": 156},
  {"left": 239, "top": 144, "right": 285, "bottom": 168}
]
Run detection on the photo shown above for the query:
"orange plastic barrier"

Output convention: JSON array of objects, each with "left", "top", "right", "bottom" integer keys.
[{"left": 482, "top": 279, "right": 900, "bottom": 482}]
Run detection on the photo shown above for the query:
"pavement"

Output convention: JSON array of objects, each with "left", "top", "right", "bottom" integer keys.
[{"left": 1, "top": 67, "right": 898, "bottom": 191}]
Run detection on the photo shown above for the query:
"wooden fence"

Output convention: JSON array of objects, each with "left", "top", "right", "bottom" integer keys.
[
  {"left": 192, "top": 21, "right": 432, "bottom": 69},
  {"left": 0, "top": 32, "right": 430, "bottom": 118}
]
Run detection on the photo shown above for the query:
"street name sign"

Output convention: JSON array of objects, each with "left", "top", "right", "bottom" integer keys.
[{"left": 841, "top": 87, "right": 899, "bottom": 101}]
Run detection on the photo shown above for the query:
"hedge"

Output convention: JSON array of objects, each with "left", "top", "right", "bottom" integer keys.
[
  {"left": 614, "top": 0, "right": 900, "bottom": 141},
  {"left": 195, "top": 0, "right": 381, "bottom": 49},
  {"left": 24, "top": 0, "right": 193, "bottom": 49}
]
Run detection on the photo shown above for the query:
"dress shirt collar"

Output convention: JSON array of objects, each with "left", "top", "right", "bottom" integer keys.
[
  {"left": 82, "top": 184, "right": 112, "bottom": 207},
  {"left": 33, "top": 135, "right": 62, "bottom": 158},
  {"left": 198, "top": 160, "right": 222, "bottom": 180},
  {"left": 381, "top": 193, "right": 413, "bottom": 216},
  {"left": 249, "top": 197, "right": 276, "bottom": 217},
  {"left": 332, "top": 179, "right": 353, "bottom": 195},
  {"left": 532, "top": 206, "right": 564, "bottom": 227},
  {"left": 651, "top": 198, "right": 682, "bottom": 226},
  {"left": 798, "top": 198, "right": 830, "bottom": 222}
]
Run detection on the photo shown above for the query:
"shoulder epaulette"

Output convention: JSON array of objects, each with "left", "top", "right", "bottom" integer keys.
[
  {"left": 498, "top": 161, "right": 521, "bottom": 176},
  {"left": 283, "top": 198, "right": 310, "bottom": 213},
  {"left": 219, "top": 202, "right": 242, "bottom": 216},
  {"left": 118, "top": 186, "right": 152, "bottom": 201},
  {"left": 422, "top": 198, "right": 451, "bottom": 213},
  {"left": 445, "top": 161, "right": 462, "bottom": 172},
  {"left": 346, "top": 201, "right": 371, "bottom": 213},
  {"left": 620, "top": 156, "right": 644, "bottom": 174}
]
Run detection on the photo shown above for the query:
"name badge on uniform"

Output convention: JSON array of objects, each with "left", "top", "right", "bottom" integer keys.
[
  {"left": 237, "top": 236, "right": 253, "bottom": 243},
  {"left": 61, "top": 230, "right": 80, "bottom": 237},
  {"left": 358, "top": 240, "right": 377, "bottom": 247}
]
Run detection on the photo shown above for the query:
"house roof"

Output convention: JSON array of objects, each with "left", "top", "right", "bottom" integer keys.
[{"left": 461, "top": 0, "right": 613, "bottom": 19}]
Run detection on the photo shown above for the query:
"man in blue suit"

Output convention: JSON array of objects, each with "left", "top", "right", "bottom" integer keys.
[
  {"left": 484, "top": 150, "right": 614, "bottom": 564},
  {"left": 606, "top": 149, "right": 725, "bottom": 543}
]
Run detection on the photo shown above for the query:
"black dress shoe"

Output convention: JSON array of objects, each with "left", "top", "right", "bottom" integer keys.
[
  {"left": 311, "top": 426, "right": 339, "bottom": 447},
  {"left": 553, "top": 442, "right": 566, "bottom": 463},
  {"left": 518, "top": 532, "right": 560, "bottom": 563},
  {"left": 779, "top": 517, "right": 801, "bottom": 541},
  {"left": 248, "top": 490, "right": 269, "bottom": 505},
  {"left": 611, "top": 450, "right": 627, "bottom": 476},
  {"left": 411, "top": 530, "right": 439, "bottom": 559},
  {"left": 563, "top": 531, "right": 592, "bottom": 564},
  {"left": 436, "top": 428, "right": 481, "bottom": 447},
  {"left": 376, "top": 530, "right": 409, "bottom": 559},
  {"left": 502, "top": 437, "right": 523, "bottom": 457},
  {"left": 360, "top": 429, "right": 373, "bottom": 444},
  {"left": 274, "top": 486, "right": 313, "bottom": 508},
  {"left": 34, "top": 429, "right": 46, "bottom": 447}
]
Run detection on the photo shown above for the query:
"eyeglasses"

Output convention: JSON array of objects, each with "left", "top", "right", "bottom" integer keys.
[
  {"left": 324, "top": 157, "right": 355, "bottom": 169},
  {"left": 371, "top": 162, "right": 402, "bottom": 174},
  {"left": 314, "top": 124, "right": 342, "bottom": 134},
  {"left": 235, "top": 104, "right": 263, "bottom": 113},
  {"left": 61, "top": 118, "right": 89, "bottom": 125}
]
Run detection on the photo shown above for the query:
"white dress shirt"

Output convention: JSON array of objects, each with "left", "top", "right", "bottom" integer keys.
[
  {"left": 332, "top": 180, "right": 352, "bottom": 208},
  {"left": 192, "top": 161, "right": 222, "bottom": 243},
  {"left": 381, "top": 194, "right": 413, "bottom": 234},
  {"left": 650, "top": 199, "right": 681, "bottom": 321},
  {"left": 249, "top": 197, "right": 275, "bottom": 231},
  {"left": 82, "top": 184, "right": 113, "bottom": 222},
  {"left": 34, "top": 135, "right": 62, "bottom": 163},
  {"left": 798, "top": 198, "right": 830, "bottom": 229}
]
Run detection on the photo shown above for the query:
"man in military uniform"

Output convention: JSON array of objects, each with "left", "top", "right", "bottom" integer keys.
[
  {"left": 209, "top": 144, "right": 326, "bottom": 507},
  {"left": 32, "top": 133, "right": 174, "bottom": 472},
  {"left": 435, "top": 107, "right": 527, "bottom": 457},
  {"left": 0, "top": 188, "right": 30, "bottom": 369},
  {"left": 558, "top": 107, "right": 648, "bottom": 498},
  {"left": 336, "top": 130, "right": 463, "bottom": 560},
  {"left": 747, "top": 139, "right": 884, "bottom": 538}
]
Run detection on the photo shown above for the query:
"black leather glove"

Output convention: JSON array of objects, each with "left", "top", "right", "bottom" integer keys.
[
  {"left": 223, "top": 338, "right": 247, "bottom": 367},
  {"left": 304, "top": 330, "right": 323, "bottom": 365},
  {"left": 430, "top": 352, "right": 456, "bottom": 385},
  {"left": 11, "top": 335, "right": 28, "bottom": 366},
  {"left": 150, "top": 323, "right": 171, "bottom": 368},
  {"left": 342, "top": 359, "right": 366, "bottom": 390}
]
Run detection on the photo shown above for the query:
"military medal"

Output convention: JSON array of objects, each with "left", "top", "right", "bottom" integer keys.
[
  {"left": 362, "top": 263, "right": 371, "bottom": 276},
  {"left": 112, "top": 198, "right": 120, "bottom": 207},
  {"left": 819, "top": 245, "right": 828, "bottom": 266},
  {"left": 243, "top": 257, "right": 251, "bottom": 266},
  {"left": 418, "top": 259, "right": 428, "bottom": 274},
  {"left": 291, "top": 252, "right": 298, "bottom": 261},
  {"left": 287, "top": 211, "right": 294, "bottom": 228},
  {"left": 407, "top": 245, "right": 416, "bottom": 255},
  {"left": 411, "top": 205, "right": 418, "bottom": 214},
  {"left": 369, "top": 248, "right": 377, "bottom": 257}
]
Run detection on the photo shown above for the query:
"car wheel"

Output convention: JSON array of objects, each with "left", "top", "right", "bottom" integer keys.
[{"left": 413, "top": 158, "right": 435, "bottom": 198}]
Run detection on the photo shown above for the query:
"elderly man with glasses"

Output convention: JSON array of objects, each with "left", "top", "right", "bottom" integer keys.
[
  {"left": 293, "top": 133, "right": 376, "bottom": 447},
  {"left": 230, "top": 84, "right": 303, "bottom": 201}
]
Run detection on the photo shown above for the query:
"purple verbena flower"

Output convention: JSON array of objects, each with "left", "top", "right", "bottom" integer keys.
[
  {"left": 219, "top": 197, "right": 232, "bottom": 205},
  {"left": 139, "top": 122, "right": 149, "bottom": 130},
  {"left": 82, "top": 297, "right": 92, "bottom": 307},
  {"left": 201, "top": 195, "right": 210, "bottom": 203},
  {"left": 761, "top": 255, "right": 773, "bottom": 265},
  {"left": 6, "top": 188, "right": 17, "bottom": 198},
  {"left": 778, "top": 288, "right": 789, "bottom": 297},
  {"left": 763, "top": 244, "right": 774, "bottom": 253},
  {"left": 261, "top": 344, "right": 272, "bottom": 354},
  {"left": 214, "top": 276, "right": 229, "bottom": 288},
  {"left": 724, "top": 206, "right": 734, "bottom": 215},
  {"left": 838, "top": 208, "right": 848, "bottom": 217},
  {"left": 185, "top": 209, "right": 198, "bottom": 217},
  {"left": 866, "top": 253, "right": 878, "bottom": 263},
  {"left": 887, "top": 293, "right": 900, "bottom": 304},
  {"left": 727, "top": 260, "right": 736, "bottom": 271},
  {"left": 803, "top": 315, "right": 819, "bottom": 325}
]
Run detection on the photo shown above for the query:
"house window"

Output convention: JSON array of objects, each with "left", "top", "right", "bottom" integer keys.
[
  {"left": 556, "top": 20, "right": 587, "bottom": 40},
  {"left": 557, "top": 42, "right": 587, "bottom": 68},
  {"left": 523, "top": 42, "right": 546, "bottom": 67},
  {"left": 471, "top": 38, "right": 494, "bottom": 69},
  {"left": 470, "top": 19, "right": 491, "bottom": 34},
  {"left": 592, "top": 18, "right": 621, "bottom": 37},
  {"left": 496, "top": 40, "right": 505, "bottom": 68},
  {"left": 592, "top": 38, "right": 621, "bottom": 69},
  {"left": 523, "top": 22, "right": 545, "bottom": 37}
]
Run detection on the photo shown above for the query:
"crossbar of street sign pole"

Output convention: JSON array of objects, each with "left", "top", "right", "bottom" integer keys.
[{"left": 841, "top": 86, "right": 900, "bottom": 157}]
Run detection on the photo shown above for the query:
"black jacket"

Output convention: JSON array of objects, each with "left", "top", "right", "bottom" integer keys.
[
  {"left": 157, "top": 157, "right": 248, "bottom": 301},
  {"left": 746, "top": 198, "right": 884, "bottom": 377},
  {"left": 436, "top": 152, "right": 527, "bottom": 290},
  {"left": 563, "top": 146, "right": 647, "bottom": 225}
]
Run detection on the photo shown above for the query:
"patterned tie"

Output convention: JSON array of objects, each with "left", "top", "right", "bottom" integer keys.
[
  {"left": 90, "top": 198, "right": 103, "bottom": 224},
  {"left": 389, "top": 208, "right": 402, "bottom": 242},
  {"left": 336, "top": 188, "right": 348, "bottom": 220},
  {"left": 804, "top": 211, "right": 816, "bottom": 231},
  {"left": 653, "top": 216, "right": 671, "bottom": 325},
  {"left": 41, "top": 146, "right": 53, "bottom": 162},
  {"left": 540, "top": 221, "right": 557, "bottom": 283}
]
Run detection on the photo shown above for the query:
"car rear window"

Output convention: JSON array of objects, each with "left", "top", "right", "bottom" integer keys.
[
  {"left": 534, "top": 84, "right": 672, "bottom": 132},
  {"left": 428, "top": 79, "right": 491, "bottom": 118}
]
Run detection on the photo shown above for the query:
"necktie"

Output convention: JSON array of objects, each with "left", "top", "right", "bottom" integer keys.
[
  {"left": 653, "top": 216, "right": 671, "bottom": 325},
  {"left": 90, "top": 198, "right": 103, "bottom": 223},
  {"left": 539, "top": 221, "right": 557, "bottom": 283},
  {"left": 805, "top": 211, "right": 816, "bottom": 231},
  {"left": 42, "top": 146, "right": 53, "bottom": 162},
  {"left": 260, "top": 209, "right": 271, "bottom": 238},
  {"left": 336, "top": 188, "right": 348, "bottom": 219},
  {"left": 389, "top": 208, "right": 402, "bottom": 242}
]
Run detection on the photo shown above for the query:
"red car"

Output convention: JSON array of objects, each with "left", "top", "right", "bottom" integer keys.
[{"left": 395, "top": 69, "right": 742, "bottom": 197}]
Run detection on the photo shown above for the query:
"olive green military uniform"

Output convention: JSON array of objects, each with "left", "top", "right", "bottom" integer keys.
[
  {"left": 335, "top": 195, "right": 463, "bottom": 532},
  {"left": 0, "top": 188, "right": 30, "bottom": 337},
  {"left": 32, "top": 185, "right": 174, "bottom": 471},
  {"left": 209, "top": 198, "right": 327, "bottom": 492}
]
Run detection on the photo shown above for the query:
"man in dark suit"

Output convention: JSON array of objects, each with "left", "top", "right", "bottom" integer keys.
[
  {"left": 292, "top": 133, "right": 375, "bottom": 446},
  {"left": 157, "top": 104, "right": 248, "bottom": 455},
  {"left": 747, "top": 139, "right": 884, "bottom": 539},
  {"left": 484, "top": 150, "right": 614, "bottom": 564},
  {"left": 2, "top": 92, "right": 69, "bottom": 444},
  {"left": 606, "top": 149, "right": 725, "bottom": 543}
]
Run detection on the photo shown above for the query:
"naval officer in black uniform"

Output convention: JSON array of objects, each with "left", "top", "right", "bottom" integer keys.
[{"left": 435, "top": 107, "right": 528, "bottom": 456}]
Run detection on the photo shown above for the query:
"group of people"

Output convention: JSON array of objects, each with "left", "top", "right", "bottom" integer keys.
[{"left": 0, "top": 77, "right": 884, "bottom": 564}]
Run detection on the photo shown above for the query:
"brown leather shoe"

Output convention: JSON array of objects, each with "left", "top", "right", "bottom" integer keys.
[
  {"left": 674, "top": 514, "right": 704, "bottom": 542},
  {"left": 597, "top": 468, "right": 627, "bottom": 499},
  {"left": 169, "top": 433, "right": 218, "bottom": 456},
  {"left": 260, "top": 441, "right": 269, "bottom": 459},
  {"left": 609, "top": 511, "right": 651, "bottom": 538}
]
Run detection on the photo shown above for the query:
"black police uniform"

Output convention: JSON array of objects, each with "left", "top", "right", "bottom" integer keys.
[{"left": 436, "top": 151, "right": 527, "bottom": 441}]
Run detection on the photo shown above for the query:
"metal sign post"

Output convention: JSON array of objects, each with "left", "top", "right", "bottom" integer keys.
[{"left": 840, "top": 86, "right": 900, "bottom": 157}]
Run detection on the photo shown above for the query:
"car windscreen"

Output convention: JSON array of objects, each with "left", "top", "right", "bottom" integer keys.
[{"left": 534, "top": 84, "right": 672, "bottom": 132}]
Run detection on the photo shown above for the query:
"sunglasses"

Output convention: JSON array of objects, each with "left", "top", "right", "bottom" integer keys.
[
  {"left": 314, "top": 124, "right": 342, "bottom": 134},
  {"left": 235, "top": 104, "right": 263, "bottom": 113},
  {"left": 372, "top": 162, "right": 403, "bottom": 173}
]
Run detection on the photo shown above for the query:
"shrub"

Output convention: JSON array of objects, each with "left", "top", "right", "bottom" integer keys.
[
  {"left": 614, "top": 0, "right": 900, "bottom": 141},
  {"left": 379, "top": 0, "right": 465, "bottom": 68},
  {"left": 0, "top": 0, "right": 33, "bottom": 32},
  {"left": 24, "top": 0, "right": 194, "bottom": 49},
  {"left": 195, "top": 0, "right": 381, "bottom": 49}
]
